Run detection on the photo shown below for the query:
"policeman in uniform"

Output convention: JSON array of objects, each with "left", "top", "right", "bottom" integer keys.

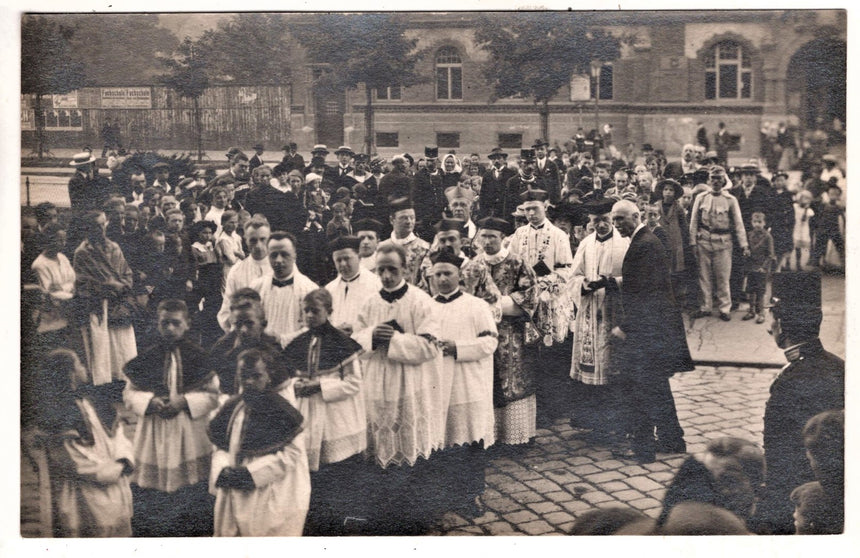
[{"left": 755, "top": 271, "right": 844, "bottom": 534}]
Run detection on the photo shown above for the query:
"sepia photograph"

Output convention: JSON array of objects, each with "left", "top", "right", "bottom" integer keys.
[{"left": 14, "top": 7, "right": 848, "bottom": 545}]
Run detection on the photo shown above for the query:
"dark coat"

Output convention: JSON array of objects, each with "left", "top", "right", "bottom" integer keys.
[
  {"left": 68, "top": 171, "right": 111, "bottom": 211},
  {"left": 756, "top": 339, "right": 844, "bottom": 534},
  {"left": 618, "top": 226, "right": 694, "bottom": 376},
  {"left": 730, "top": 184, "right": 774, "bottom": 230},
  {"left": 377, "top": 168, "right": 412, "bottom": 203},
  {"left": 534, "top": 158, "right": 561, "bottom": 204},
  {"left": 244, "top": 183, "right": 307, "bottom": 236},
  {"left": 249, "top": 154, "right": 264, "bottom": 172},
  {"left": 769, "top": 190, "right": 796, "bottom": 256},
  {"left": 411, "top": 170, "right": 446, "bottom": 225},
  {"left": 480, "top": 165, "right": 517, "bottom": 218}
]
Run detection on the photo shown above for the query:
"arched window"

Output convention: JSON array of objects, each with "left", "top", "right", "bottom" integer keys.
[
  {"left": 436, "top": 47, "right": 463, "bottom": 100},
  {"left": 705, "top": 40, "right": 752, "bottom": 100}
]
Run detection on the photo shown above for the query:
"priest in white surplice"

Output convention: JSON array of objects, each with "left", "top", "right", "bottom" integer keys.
[
  {"left": 568, "top": 198, "right": 629, "bottom": 442},
  {"left": 217, "top": 218, "right": 272, "bottom": 331},
  {"left": 250, "top": 232, "right": 318, "bottom": 347},
  {"left": 324, "top": 235, "right": 382, "bottom": 334},
  {"left": 429, "top": 247, "right": 498, "bottom": 518},
  {"left": 351, "top": 241, "right": 446, "bottom": 534}
]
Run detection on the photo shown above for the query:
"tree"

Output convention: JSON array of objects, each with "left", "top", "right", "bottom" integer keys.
[
  {"left": 63, "top": 14, "right": 179, "bottom": 85},
  {"left": 21, "top": 15, "right": 86, "bottom": 158},
  {"left": 290, "top": 14, "right": 424, "bottom": 155},
  {"left": 474, "top": 13, "right": 623, "bottom": 141},
  {"left": 198, "top": 13, "right": 301, "bottom": 85},
  {"left": 159, "top": 37, "right": 210, "bottom": 162}
]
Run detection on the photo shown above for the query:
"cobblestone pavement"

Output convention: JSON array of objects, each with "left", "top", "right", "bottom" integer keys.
[
  {"left": 427, "top": 365, "right": 779, "bottom": 536},
  {"left": 19, "top": 365, "right": 779, "bottom": 537}
]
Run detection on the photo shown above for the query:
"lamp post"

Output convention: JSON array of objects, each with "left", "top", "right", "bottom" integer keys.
[{"left": 590, "top": 61, "right": 602, "bottom": 135}]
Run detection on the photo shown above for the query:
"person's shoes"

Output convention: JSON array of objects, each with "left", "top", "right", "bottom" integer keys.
[
  {"left": 730, "top": 302, "right": 739, "bottom": 311},
  {"left": 612, "top": 448, "right": 656, "bottom": 464},
  {"left": 656, "top": 440, "right": 687, "bottom": 454},
  {"left": 719, "top": 312, "right": 731, "bottom": 321},
  {"left": 742, "top": 311, "right": 755, "bottom": 321},
  {"left": 689, "top": 310, "right": 710, "bottom": 319},
  {"left": 756, "top": 314, "right": 766, "bottom": 324}
]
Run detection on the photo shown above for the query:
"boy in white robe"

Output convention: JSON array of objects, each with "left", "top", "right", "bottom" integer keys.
[
  {"left": 284, "top": 289, "right": 367, "bottom": 535},
  {"left": 324, "top": 235, "right": 382, "bottom": 334},
  {"left": 122, "top": 299, "right": 220, "bottom": 536},
  {"left": 352, "top": 241, "right": 445, "bottom": 534},
  {"left": 429, "top": 247, "right": 498, "bottom": 517},
  {"left": 208, "top": 348, "right": 310, "bottom": 537},
  {"left": 250, "top": 231, "right": 318, "bottom": 346},
  {"left": 34, "top": 349, "right": 134, "bottom": 537}
]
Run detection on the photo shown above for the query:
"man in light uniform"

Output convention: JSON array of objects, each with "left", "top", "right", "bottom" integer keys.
[{"left": 688, "top": 166, "right": 749, "bottom": 321}]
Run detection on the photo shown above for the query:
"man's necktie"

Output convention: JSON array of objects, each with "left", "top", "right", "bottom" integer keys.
[{"left": 272, "top": 277, "right": 294, "bottom": 288}]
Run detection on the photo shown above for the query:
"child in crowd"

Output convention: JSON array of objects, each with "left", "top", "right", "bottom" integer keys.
[
  {"left": 208, "top": 348, "right": 310, "bottom": 536},
  {"left": 190, "top": 220, "right": 223, "bottom": 345},
  {"left": 216, "top": 210, "right": 246, "bottom": 290},
  {"left": 645, "top": 203, "right": 671, "bottom": 261},
  {"left": 35, "top": 348, "right": 134, "bottom": 537},
  {"left": 204, "top": 186, "right": 230, "bottom": 235},
  {"left": 743, "top": 211, "right": 776, "bottom": 323},
  {"left": 326, "top": 201, "right": 352, "bottom": 240},
  {"left": 790, "top": 190, "right": 815, "bottom": 270}
]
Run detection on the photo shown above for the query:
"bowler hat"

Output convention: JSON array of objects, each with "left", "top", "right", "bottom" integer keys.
[
  {"left": 488, "top": 147, "right": 508, "bottom": 159},
  {"left": 532, "top": 138, "right": 550, "bottom": 149},
  {"left": 253, "top": 143, "right": 264, "bottom": 151},
  {"left": 642, "top": 143, "right": 654, "bottom": 151}
]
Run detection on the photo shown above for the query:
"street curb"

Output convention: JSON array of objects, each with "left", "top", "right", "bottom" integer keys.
[{"left": 691, "top": 360, "right": 784, "bottom": 369}]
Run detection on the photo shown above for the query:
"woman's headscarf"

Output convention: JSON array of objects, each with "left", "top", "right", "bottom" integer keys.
[{"left": 441, "top": 154, "right": 462, "bottom": 175}]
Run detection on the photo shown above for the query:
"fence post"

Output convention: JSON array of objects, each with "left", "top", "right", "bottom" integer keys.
[{"left": 26, "top": 177, "right": 31, "bottom": 207}]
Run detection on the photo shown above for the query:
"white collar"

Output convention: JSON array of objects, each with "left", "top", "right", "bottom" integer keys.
[
  {"left": 390, "top": 231, "right": 416, "bottom": 245},
  {"left": 482, "top": 247, "right": 509, "bottom": 266}
]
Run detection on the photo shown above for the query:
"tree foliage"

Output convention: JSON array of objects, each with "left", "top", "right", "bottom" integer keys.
[
  {"left": 21, "top": 15, "right": 85, "bottom": 96},
  {"left": 159, "top": 36, "right": 210, "bottom": 99},
  {"left": 289, "top": 13, "right": 424, "bottom": 91},
  {"left": 474, "top": 13, "right": 623, "bottom": 104},
  {"left": 198, "top": 13, "right": 300, "bottom": 85},
  {"left": 61, "top": 14, "right": 179, "bottom": 86}
]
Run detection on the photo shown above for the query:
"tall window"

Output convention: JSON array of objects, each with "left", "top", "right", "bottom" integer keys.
[
  {"left": 589, "top": 64, "right": 613, "bottom": 100},
  {"left": 436, "top": 47, "right": 463, "bottom": 100},
  {"left": 705, "top": 41, "right": 752, "bottom": 100}
]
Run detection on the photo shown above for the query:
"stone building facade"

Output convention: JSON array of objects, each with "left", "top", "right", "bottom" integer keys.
[{"left": 289, "top": 10, "right": 846, "bottom": 163}]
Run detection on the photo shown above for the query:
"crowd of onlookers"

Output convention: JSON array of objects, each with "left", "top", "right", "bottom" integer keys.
[{"left": 20, "top": 132, "right": 844, "bottom": 537}]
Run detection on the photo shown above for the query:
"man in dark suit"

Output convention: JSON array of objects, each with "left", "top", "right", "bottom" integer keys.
[
  {"left": 609, "top": 199, "right": 694, "bottom": 463},
  {"left": 249, "top": 143, "right": 265, "bottom": 172},
  {"left": 479, "top": 147, "right": 516, "bottom": 218},
  {"left": 332, "top": 145, "right": 356, "bottom": 190},
  {"left": 533, "top": 139, "right": 561, "bottom": 204},
  {"left": 755, "top": 271, "right": 844, "bottom": 535},
  {"left": 696, "top": 122, "right": 710, "bottom": 151}
]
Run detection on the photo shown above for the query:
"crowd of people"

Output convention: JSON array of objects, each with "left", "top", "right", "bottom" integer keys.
[{"left": 20, "top": 133, "right": 844, "bottom": 537}]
